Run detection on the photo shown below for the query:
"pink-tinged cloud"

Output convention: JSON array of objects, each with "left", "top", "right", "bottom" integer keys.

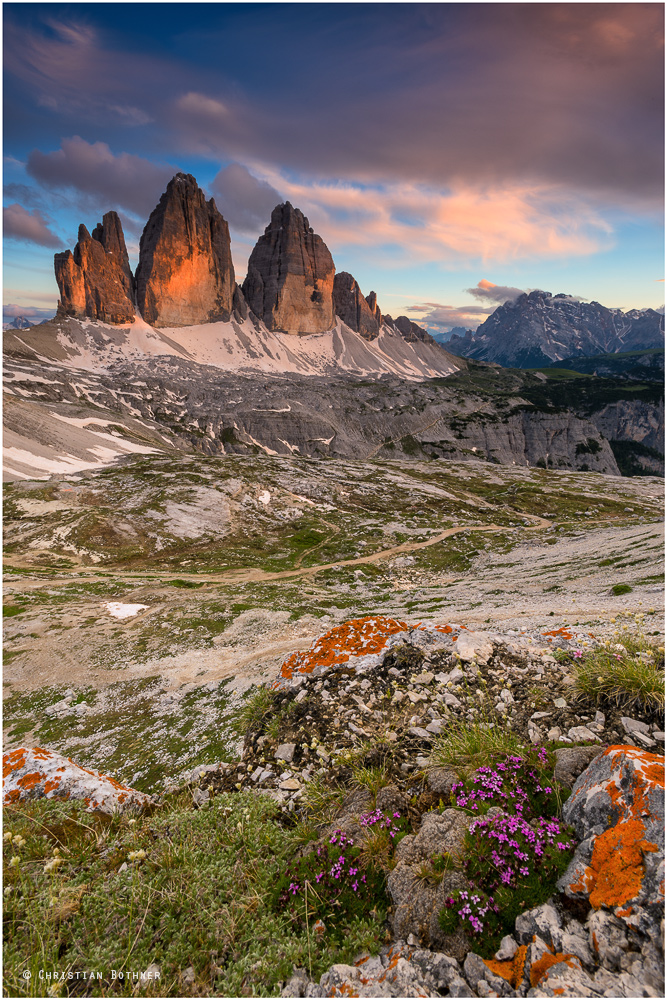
[
  {"left": 466, "top": 280, "right": 524, "bottom": 304},
  {"left": 254, "top": 171, "right": 614, "bottom": 266},
  {"left": 3, "top": 203, "right": 61, "bottom": 248},
  {"left": 26, "top": 137, "right": 177, "bottom": 218},
  {"left": 406, "top": 301, "right": 493, "bottom": 332},
  {"left": 3, "top": 302, "right": 54, "bottom": 321}
]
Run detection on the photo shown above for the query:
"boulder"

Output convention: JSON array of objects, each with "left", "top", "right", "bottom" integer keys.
[
  {"left": 136, "top": 173, "right": 235, "bottom": 327},
  {"left": 242, "top": 202, "right": 335, "bottom": 334},
  {"left": 387, "top": 808, "right": 470, "bottom": 957},
  {"left": 3, "top": 746, "right": 151, "bottom": 814},
  {"left": 553, "top": 746, "right": 603, "bottom": 788},
  {"left": 333, "top": 272, "right": 380, "bottom": 340},
  {"left": 54, "top": 212, "right": 135, "bottom": 324},
  {"left": 558, "top": 745, "right": 664, "bottom": 928}
]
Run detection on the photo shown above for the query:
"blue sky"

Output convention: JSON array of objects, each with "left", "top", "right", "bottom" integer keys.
[{"left": 3, "top": 3, "right": 664, "bottom": 330}]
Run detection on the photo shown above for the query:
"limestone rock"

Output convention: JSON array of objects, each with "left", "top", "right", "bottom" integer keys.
[
  {"left": 3, "top": 746, "right": 151, "bottom": 814},
  {"left": 553, "top": 746, "right": 603, "bottom": 788},
  {"left": 136, "top": 173, "right": 235, "bottom": 328},
  {"left": 558, "top": 745, "right": 664, "bottom": 925},
  {"left": 387, "top": 808, "right": 470, "bottom": 957},
  {"left": 333, "top": 272, "right": 380, "bottom": 341},
  {"left": 242, "top": 203, "right": 335, "bottom": 334},
  {"left": 54, "top": 213, "right": 135, "bottom": 324}
]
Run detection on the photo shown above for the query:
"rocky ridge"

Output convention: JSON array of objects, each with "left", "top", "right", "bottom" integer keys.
[
  {"left": 333, "top": 272, "right": 381, "bottom": 341},
  {"left": 242, "top": 202, "right": 336, "bottom": 334},
  {"left": 54, "top": 212, "right": 135, "bottom": 325},
  {"left": 447, "top": 291, "right": 664, "bottom": 368}
]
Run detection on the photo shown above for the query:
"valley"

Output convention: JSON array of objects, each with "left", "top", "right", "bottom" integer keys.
[{"left": 4, "top": 453, "right": 663, "bottom": 792}]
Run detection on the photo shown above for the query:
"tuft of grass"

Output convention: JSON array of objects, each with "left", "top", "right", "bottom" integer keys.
[
  {"left": 350, "top": 764, "right": 391, "bottom": 800},
  {"left": 430, "top": 720, "right": 523, "bottom": 773},
  {"left": 611, "top": 583, "right": 633, "bottom": 596},
  {"left": 573, "top": 631, "right": 664, "bottom": 712},
  {"left": 301, "top": 774, "right": 345, "bottom": 827},
  {"left": 234, "top": 685, "right": 275, "bottom": 734}
]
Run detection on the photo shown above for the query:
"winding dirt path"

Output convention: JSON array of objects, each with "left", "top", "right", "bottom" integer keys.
[{"left": 5, "top": 515, "right": 551, "bottom": 590}]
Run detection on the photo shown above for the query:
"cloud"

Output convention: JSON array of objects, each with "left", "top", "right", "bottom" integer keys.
[
  {"left": 211, "top": 163, "right": 282, "bottom": 234},
  {"left": 465, "top": 280, "right": 524, "bottom": 305},
  {"left": 26, "top": 137, "right": 176, "bottom": 218},
  {"left": 3, "top": 302, "right": 55, "bottom": 322},
  {"left": 3, "top": 203, "right": 61, "bottom": 248},
  {"left": 406, "top": 301, "right": 493, "bottom": 333},
  {"left": 255, "top": 171, "right": 614, "bottom": 266}
]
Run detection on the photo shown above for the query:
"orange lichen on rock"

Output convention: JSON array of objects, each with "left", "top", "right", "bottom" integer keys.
[
  {"left": 484, "top": 944, "right": 528, "bottom": 989},
  {"left": 583, "top": 818, "right": 658, "bottom": 908},
  {"left": 530, "top": 953, "right": 576, "bottom": 988},
  {"left": 279, "top": 616, "right": 409, "bottom": 679},
  {"left": 542, "top": 628, "right": 573, "bottom": 640}
]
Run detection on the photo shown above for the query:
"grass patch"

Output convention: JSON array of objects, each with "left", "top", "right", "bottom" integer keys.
[
  {"left": 429, "top": 720, "right": 523, "bottom": 773},
  {"left": 3, "top": 792, "right": 386, "bottom": 997},
  {"left": 611, "top": 583, "right": 633, "bottom": 595},
  {"left": 573, "top": 630, "right": 664, "bottom": 712}
]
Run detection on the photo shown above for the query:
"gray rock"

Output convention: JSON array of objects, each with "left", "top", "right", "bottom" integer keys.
[
  {"left": 553, "top": 745, "right": 603, "bottom": 787},
  {"left": 567, "top": 725, "right": 601, "bottom": 742},
  {"left": 558, "top": 746, "right": 664, "bottom": 927},
  {"left": 192, "top": 786, "right": 210, "bottom": 808},
  {"left": 407, "top": 726, "right": 433, "bottom": 741},
  {"left": 515, "top": 902, "right": 562, "bottom": 951},
  {"left": 621, "top": 716, "right": 651, "bottom": 735},
  {"left": 388, "top": 809, "right": 470, "bottom": 956},
  {"left": 275, "top": 743, "right": 297, "bottom": 763},
  {"left": 447, "top": 976, "right": 476, "bottom": 997},
  {"left": 427, "top": 767, "right": 459, "bottom": 796},
  {"left": 495, "top": 936, "right": 518, "bottom": 962},
  {"left": 463, "top": 952, "right": 515, "bottom": 996}
]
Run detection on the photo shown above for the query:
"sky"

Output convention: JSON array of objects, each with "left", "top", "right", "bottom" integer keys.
[{"left": 3, "top": 2, "right": 664, "bottom": 332}]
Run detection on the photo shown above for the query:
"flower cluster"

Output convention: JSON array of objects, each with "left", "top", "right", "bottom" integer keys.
[
  {"left": 358, "top": 808, "right": 401, "bottom": 838},
  {"left": 451, "top": 748, "right": 558, "bottom": 820},
  {"left": 274, "top": 826, "right": 388, "bottom": 939},
  {"left": 465, "top": 812, "right": 576, "bottom": 893},
  {"left": 441, "top": 889, "right": 499, "bottom": 935}
]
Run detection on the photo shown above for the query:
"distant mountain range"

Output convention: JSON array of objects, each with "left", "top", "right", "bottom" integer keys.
[
  {"left": 446, "top": 290, "right": 664, "bottom": 368},
  {"left": 3, "top": 316, "right": 35, "bottom": 331}
]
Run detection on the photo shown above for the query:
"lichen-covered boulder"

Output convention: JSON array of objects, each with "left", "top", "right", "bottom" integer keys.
[
  {"left": 273, "top": 617, "right": 488, "bottom": 689},
  {"left": 557, "top": 745, "right": 664, "bottom": 929},
  {"left": 3, "top": 747, "right": 152, "bottom": 814}
]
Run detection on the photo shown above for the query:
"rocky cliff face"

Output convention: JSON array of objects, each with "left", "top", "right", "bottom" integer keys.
[
  {"left": 242, "top": 203, "right": 335, "bottom": 334},
  {"left": 54, "top": 212, "right": 135, "bottom": 325},
  {"left": 135, "top": 173, "right": 235, "bottom": 328},
  {"left": 366, "top": 291, "right": 382, "bottom": 327},
  {"left": 447, "top": 291, "right": 664, "bottom": 367},
  {"left": 333, "top": 272, "right": 380, "bottom": 340}
]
